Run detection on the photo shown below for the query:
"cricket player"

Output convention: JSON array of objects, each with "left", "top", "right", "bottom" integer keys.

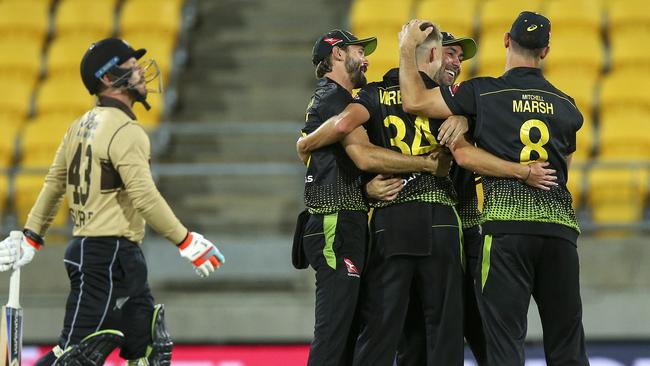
[
  {"left": 399, "top": 13, "right": 589, "bottom": 366},
  {"left": 0, "top": 38, "right": 225, "bottom": 366},
  {"left": 300, "top": 29, "right": 455, "bottom": 366}
]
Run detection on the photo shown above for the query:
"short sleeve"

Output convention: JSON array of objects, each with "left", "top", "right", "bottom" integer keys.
[
  {"left": 440, "top": 79, "right": 479, "bottom": 117},
  {"left": 351, "top": 85, "right": 379, "bottom": 121}
]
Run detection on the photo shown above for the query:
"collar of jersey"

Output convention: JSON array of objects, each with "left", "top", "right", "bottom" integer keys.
[{"left": 96, "top": 96, "right": 137, "bottom": 120}]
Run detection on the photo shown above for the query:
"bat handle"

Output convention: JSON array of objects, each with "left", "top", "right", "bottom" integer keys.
[{"left": 7, "top": 231, "right": 22, "bottom": 308}]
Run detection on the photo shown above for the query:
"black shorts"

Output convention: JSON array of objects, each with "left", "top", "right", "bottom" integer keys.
[{"left": 58, "top": 236, "right": 155, "bottom": 360}]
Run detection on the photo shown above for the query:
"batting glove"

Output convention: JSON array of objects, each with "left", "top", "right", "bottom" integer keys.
[
  {"left": 0, "top": 231, "right": 21, "bottom": 271},
  {"left": 177, "top": 232, "right": 225, "bottom": 278},
  {"left": 14, "top": 229, "right": 43, "bottom": 269}
]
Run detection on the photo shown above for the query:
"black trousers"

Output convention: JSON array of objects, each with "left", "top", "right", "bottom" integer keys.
[
  {"left": 477, "top": 233, "right": 589, "bottom": 366},
  {"left": 354, "top": 202, "right": 464, "bottom": 366},
  {"left": 39, "top": 236, "right": 155, "bottom": 364},
  {"left": 396, "top": 225, "right": 487, "bottom": 366},
  {"left": 302, "top": 211, "right": 368, "bottom": 366}
]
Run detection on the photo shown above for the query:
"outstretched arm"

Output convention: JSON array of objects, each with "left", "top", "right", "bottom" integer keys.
[
  {"left": 450, "top": 134, "right": 558, "bottom": 190},
  {"left": 398, "top": 20, "right": 453, "bottom": 118},
  {"left": 297, "top": 103, "right": 370, "bottom": 158},
  {"left": 342, "top": 127, "right": 449, "bottom": 175}
]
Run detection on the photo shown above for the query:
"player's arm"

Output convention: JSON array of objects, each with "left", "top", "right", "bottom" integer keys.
[
  {"left": 450, "top": 133, "right": 558, "bottom": 190},
  {"left": 341, "top": 127, "right": 450, "bottom": 175},
  {"left": 6, "top": 131, "right": 72, "bottom": 269},
  {"left": 398, "top": 20, "right": 453, "bottom": 119},
  {"left": 111, "top": 124, "right": 224, "bottom": 277},
  {"left": 297, "top": 103, "right": 370, "bottom": 160}
]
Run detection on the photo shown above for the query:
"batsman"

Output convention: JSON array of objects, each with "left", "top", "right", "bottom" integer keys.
[{"left": 0, "top": 38, "right": 225, "bottom": 366}]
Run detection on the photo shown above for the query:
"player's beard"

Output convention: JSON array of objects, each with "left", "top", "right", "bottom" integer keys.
[
  {"left": 434, "top": 63, "right": 459, "bottom": 87},
  {"left": 345, "top": 57, "right": 367, "bottom": 89}
]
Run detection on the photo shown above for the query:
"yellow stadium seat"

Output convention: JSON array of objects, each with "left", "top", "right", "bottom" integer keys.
[
  {"left": 1, "top": 79, "right": 35, "bottom": 121},
  {"left": 120, "top": 32, "right": 177, "bottom": 81},
  {"left": 609, "top": 32, "right": 650, "bottom": 74},
  {"left": 574, "top": 116, "right": 593, "bottom": 161},
  {"left": 120, "top": 0, "right": 183, "bottom": 37},
  {"left": 587, "top": 166, "right": 649, "bottom": 224},
  {"left": 543, "top": 32, "right": 603, "bottom": 78},
  {"left": 544, "top": 71, "right": 597, "bottom": 117},
  {"left": 350, "top": 0, "right": 413, "bottom": 36},
  {"left": 46, "top": 35, "right": 99, "bottom": 77},
  {"left": 363, "top": 30, "right": 399, "bottom": 83},
  {"left": 608, "top": 0, "right": 650, "bottom": 36},
  {"left": 544, "top": 0, "right": 603, "bottom": 36},
  {"left": 54, "top": 0, "right": 115, "bottom": 39},
  {"left": 600, "top": 71, "right": 650, "bottom": 116},
  {"left": 132, "top": 92, "right": 164, "bottom": 128},
  {"left": 0, "top": 1, "right": 50, "bottom": 42},
  {"left": 479, "top": 0, "right": 542, "bottom": 36},
  {"left": 14, "top": 173, "right": 69, "bottom": 229},
  {"left": 0, "top": 39, "right": 43, "bottom": 83},
  {"left": 36, "top": 76, "right": 96, "bottom": 117},
  {"left": 21, "top": 117, "right": 71, "bottom": 169},
  {"left": 416, "top": 0, "right": 477, "bottom": 36},
  {"left": 475, "top": 30, "right": 507, "bottom": 77},
  {"left": 599, "top": 111, "right": 650, "bottom": 160},
  {"left": 567, "top": 165, "right": 584, "bottom": 209}
]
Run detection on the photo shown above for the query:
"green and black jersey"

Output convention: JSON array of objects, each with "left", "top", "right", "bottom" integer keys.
[
  {"left": 450, "top": 164, "right": 481, "bottom": 229},
  {"left": 351, "top": 68, "right": 456, "bottom": 208},
  {"left": 440, "top": 67, "right": 582, "bottom": 243},
  {"left": 302, "top": 77, "right": 368, "bottom": 214}
]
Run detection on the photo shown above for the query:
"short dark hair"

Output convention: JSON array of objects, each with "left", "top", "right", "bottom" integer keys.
[
  {"left": 510, "top": 37, "right": 545, "bottom": 59},
  {"left": 315, "top": 45, "right": 348, "bottom": 78}
]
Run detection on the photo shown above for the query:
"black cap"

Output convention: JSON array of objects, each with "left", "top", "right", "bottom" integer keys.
[
  {"left": 509, "top": 11, "right": 551, "bottom": 49},
  {"left": 80, "top": 38, "right": 146, "bottom": 95},
  {"left": 311, "top": 29, "right": 377, "bottom": 66},
  {"left": 441, "top": 32, "right": 477, "bottom": 60}
]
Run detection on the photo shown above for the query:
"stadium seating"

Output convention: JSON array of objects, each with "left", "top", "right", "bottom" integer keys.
[
  {"left": 120, "top": 0, "right": 184, "bottom": 38},
  {"left": 587, "top": 166, "right": 649, "bottom": 225},
  {"left": 133, "top": 92, "right": 164, "bottom": 128},
  {"left": 600, "top": 71, "right": 650, "bottom": 116},
  {"left": 364, "top": 30, "right": 399, "bottom": 83},
  {"left": 599, "top": 111, "right": 650, "bottom": 160},
  {"left": 54, "top": 0, "right": 116, "bottom": 39},
  {"left": 0, "top": 123, "right": 19, "bottom": 169},
  {"left": 567, "top": 165, "right": 584, "bottom": 209},
  {"left": 2, "top": 79, "right": 35, "bottom": 123},
  {"left": 0, "top": 39, "right": 43, "bottom": 84},
  {"left": 20, "top": 116, "right": 72, "bottom": 169},
  {"left": 543, "top": 32, "right": 603, "bottom": 79},
  {"left": 544, "top": 71, "right": 598, "bottom": 118},
  {"left": 545, "top": 0, "right": 603, "bottom": 36},
  {"left": 119, "top": 32, "right": 176, "bottom": 82},
  {"left": 416, "top": 0, "right": 476, "bottom": 37},
  {"left": 574, "top": 115, "right": 594, "bottom": 161},
  {"left": 0, "top": 1, "right": 50, "bottom": 42},
  {"left": 609, "top": 33, "right": 650, "bottom": 74},
  {"left": 475, "top": 30, "right": 507, "bottom": 77},
  {"left": 350, "top": 0, "right": 413, "bottom": 37},
  {"left": 46, "top": 35, "right": 99, "bottom": 77},
  {"left": 479, "top": 0, "right": 542, "bottom": 36},
  {"left": 607, "top": 0, "right": 650, "bottom": 37},
  {"left": 36, "top": 76, "right": 95, "bottom": 118},
  {"left": 14, "top": 173, "right": 69, "bottom": 229}
]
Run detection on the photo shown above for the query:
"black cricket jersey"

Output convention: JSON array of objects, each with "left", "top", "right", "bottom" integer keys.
[
  {"left": 440, "top": 67, "right": 582, "bottom": 242},
  {"left": 352, "top": 68, "right": 456, "bottom": 208},
  {"left": 302, "top": 77, "right": 367, "bottom": 214},
  {"left": 450, "top": 164, "right": 481, "bottom": 229}
]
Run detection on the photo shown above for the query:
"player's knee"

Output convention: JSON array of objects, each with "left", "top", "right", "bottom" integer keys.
[
  {"left": 56, "top": 329, "right": 124, "bottom": 366},
  {"left": 146, "top": 304, "right": 173, "bottom": 366}
]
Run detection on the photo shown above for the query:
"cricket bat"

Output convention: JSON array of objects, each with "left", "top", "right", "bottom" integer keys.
[{"left": 0, "top": 232, "right": 24, "bottom": 366}]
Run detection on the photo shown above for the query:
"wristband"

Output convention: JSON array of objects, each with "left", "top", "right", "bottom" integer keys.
[{"left": 23, "top": 228, "right": 44, "bottom": 250}]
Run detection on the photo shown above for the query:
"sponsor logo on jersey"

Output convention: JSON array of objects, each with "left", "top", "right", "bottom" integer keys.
[{"left": 344, "top": 258, "right": 360, "bottom": 278}]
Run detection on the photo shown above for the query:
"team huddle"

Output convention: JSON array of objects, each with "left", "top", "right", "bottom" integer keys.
[{"left": 296, "top": 12, "right": 589, "bottom": 366}]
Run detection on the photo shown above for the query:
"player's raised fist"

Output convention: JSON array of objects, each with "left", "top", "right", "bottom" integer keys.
[{"left": 177, "top": 232, "right": 225, "bottom": 278}]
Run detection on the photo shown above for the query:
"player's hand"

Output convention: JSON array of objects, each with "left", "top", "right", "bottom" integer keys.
[
  {"left": 0, "top": 232, "right": 21, "bottom": 271},
  {"left": 438, "top": 115, "right": 469, "bottom": 146},
  {"left": 365, "top": 175, "right": 404, "bottom": 201},
  {"left": 424, "top": 148, "right": 452, "bottom": 176},
  {"left": 13, "top": 230, "right": 42, "bottom": 269},
  {"left": 399, "top": 19, "right": 434, "bottom": 50},
  {"left": 178, "top": 232, "right": 225, "bottom": 278},
  {"left": 522, "top": 162, "right": 558, "bottom": 190},
  {"left": 296, "top": 137, "right": 309, "bottom": 165}
]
